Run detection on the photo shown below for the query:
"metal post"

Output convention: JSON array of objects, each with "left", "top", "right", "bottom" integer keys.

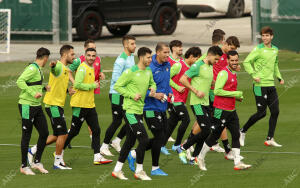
[
  {"left": 68, "top": 0, "right": 72, "bottom": 42},
  {"left": 52, "top": 0, "right": 59, "bottom": 44},
  {"left": 252, "top": 0, "right": 258, "bottom": 45}
]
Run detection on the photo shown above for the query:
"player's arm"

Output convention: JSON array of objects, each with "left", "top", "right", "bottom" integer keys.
[
  {"left": 68, "top": 58, "right": 81, "bottom": 84},
  {"left": 114, "top": 69, "right": 135, "bottom": 99},
  {"left": 111, "top": 58, "right": 125, "bottom": 84},
  {"left": 148, "top": 71, "right": 157, "bottom": 97},
  {"left": 16, "top": 65, "right": 38, "bottom": 97},
  {"left": 214, "top": 70, "right": 243, "bottom": 99},
  {"left": 243, "top": 47, "right": 259, "bottom": 79},
  {"left": 74, "top": 66, "right": 97, "bottom": 91},
  {"left": 180, "top": 63, "right": 202, "bottom": 96},
  {"left": 274, "top": 56, "right": 283, "bottom": 82},
  {"left": 169, "top": 63, "right": 182, "bottom": 91},
  {"left": 50, "top": 61, "right": 62, "bottom": 77}
]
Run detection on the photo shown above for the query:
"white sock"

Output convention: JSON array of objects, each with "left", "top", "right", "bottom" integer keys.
[
  {"left": 152, "top": 166, "right": 159, "bottom": 171},
  {"left": 114, "top": 161, "right": 124, "bottom": 172},
  {"left": 136, "top": 163, "right": 143, "bottom": 173},
  {"left": 101, "top": 143, "right": 109, "bottom": 150},
  {"left": 90, "top": 135, "right": 92, "bottom": 140},
  {"left": 54, "top": 154, "right": 62, "bottom": 165},
  {"left": 130, "top": 150, "right": 136, "bottom": 158},
  {"left": 31, "top": 145, "right": 37, "bottom": 154},
  {"left": 199, "top": 142, "right": 210, "bottom": 159},
  {"left": 113, "top": 137, "right": 121, "bottom": 144},
  {"left": 232, "top": 148, "right": 241, "bottom": 165}
]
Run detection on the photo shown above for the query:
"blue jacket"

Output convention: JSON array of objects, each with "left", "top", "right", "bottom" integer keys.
[{"left": 144, "top": 55, "right": 172, "bottom": 112}]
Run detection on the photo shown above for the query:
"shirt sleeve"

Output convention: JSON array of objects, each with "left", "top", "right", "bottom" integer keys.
[
  {"left": 111, "top": 58, "right": 125, "bottom": 84},
  {"left": 185, "top": 63, "right": 199, "bottom": 78},
  {"left": 243, "top": 47, "right": 259, "bottom": 78},
  {"left": 214, "top": 70, "right": 243, "bottom": 98},
  {"left": 51, "top": 62, "right": 62, "bottom": 77},
  {"left": 274, "top": 56, "right": 283, "bottom": 81},
  {"left": 148, "top": 71, "right": 157, "bottom": 90},
  {"left": 16, "top": 65, "right": 38, "bottom": 97},
  {"left": 114, "top": 69, "right": 136, "bottom": 99},
  {"left": 69, "top": 58, "right": 81, "bottom": 72},
  {"left": 74, "top": 66, "right": 97, "bottom": 91},
  {"left": 169, "top": 63, "right": 182, "bottom": 91}
]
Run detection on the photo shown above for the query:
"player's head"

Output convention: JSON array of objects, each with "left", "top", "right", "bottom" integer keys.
[
  {"left": 169, "top": 40, "right": 183, "bottom": 57},
  {"left": 184, "top": 47, "right": 202, "bottom": 66},
  {"left": 84, "top": 39, "right": 96, "bottom": 51},
  {"left": 223, "top": 36, "right": 240, "bottom": 53},
  {"left": 212, "top": 34, "right": 224, "bottom": 46},
  {"left": 206, "top": 46, "right": 223, "bottom": 65},
  {"left": 156, "top": 42, "right": 169, "bottom": 63},
  {"left": 227, "top": 50, "right": 240, "bottom": 71},
  {"left": 122, "top": 35, "right": 136, "bottom": 54},
  {"left": 36, "top": 47, "right": 50, "bottom": 67},
  {"left": 260, "top": 26, "right": 273, "bottom": 45},
  {"left": 60, "top": 45, "right": 75, "bottom": 64},
  {"left": 138, "top": 47, "right": 152, "bottom": 67},
  {"left": 85, "top": 48, "right": 97, "bottom": 66},
  {"left": 213, "top": 29, "right": 226, "bottom": 44}
]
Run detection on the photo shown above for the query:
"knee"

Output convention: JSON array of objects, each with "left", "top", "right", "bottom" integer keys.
[
  {"left": 256, "top": 111, "right": 267, "bottom": 119},
  {"left": 271, "top": 109, "right": 279, "bottom": 117}
]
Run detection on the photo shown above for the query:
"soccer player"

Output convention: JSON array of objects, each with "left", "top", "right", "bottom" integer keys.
[
  {"left": 28, "top": 45, "right": 75, "bottom": 169},
  {"left": 112, "top": 47, "right": 156, "bottom": 180},
  {"left": 16, "top": 47, "right": 50, "bottom": 175},
  {"left": 100, "top": 35, "right": 137, "bottom": 156},
  {"left": 163, "top": 47, "right": 202, "bottom": 152},
  {"left": 68, "top": 39, "right": 104, "bottom": 147},
  {"left": 240, "top": 26, "right": 284, "bottom": 147},
  {"left": 63, "top": 48, "right": 113, "bottom": 165},
  {"left": 176, "top": 46, "right": 223, "bottom": 164},
  {"left": 197, "top": 51, "right": 252, "bottom": 171}
]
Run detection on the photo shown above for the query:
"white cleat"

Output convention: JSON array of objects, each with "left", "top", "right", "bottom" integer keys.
[
  {"left": 112, "top": 171, "right": 128, "bottom": 180},
  {"left": 234, "top": 162, "right": 252, "bottom": 170},
  {"left": 100, "top": 147, "right": 114, "bottom": 156},
  {"left": 53, "top": 162, "right": 72, "bottom": 170},
  {"left": 264, "top": 138, "right": 282, "bottom": 147},
  {"left": 197, "top": 157, "right": 207, "bottom": 171},
  {"left": 210, "top": 143, "right": 225, "bottom": 153},
  {"left": 20, "top": 166, "right": 35, "bottom": 175},
  {"left": 134, "top": 170, "right": 152, "bottom": 180},
  {"left": 240, "top": 131, "right": 246, "bottom": 146},
  {"left": 168, "top": 137, "right": 175, "bottom": 142},
  {"left": 225, "top": 151, "right": 244, "bottom": 161},
  {"left": 110, "top": 141, "right": 121, "bottom": 153},
  {"left": 31, "top": 163, "right": 49, "bottom": 174}
]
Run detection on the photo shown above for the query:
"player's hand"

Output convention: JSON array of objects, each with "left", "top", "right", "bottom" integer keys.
[
  {"left": 280, "top": 79, "right": 284, "bottom": 85},
  {"left": 45, "top": 85, "right": 51, "bottom": 92},
  {"left": 68, "top": 86, "right": 76, "bottom": 95},
  {"left": 154, "top": 93, "right": 165, "bottom": 100},
  {"left": 134, "top": 94, "right": 142, "bottom": 101},
  {"left": 149, "top": 88, "right": 156, "bottom": 97},
  {"left": 94, "top": 81, "right": 100, "bottom": 88},
  {"left": 254, "top": 77, "right": 260, "bottom": 83},
  {"left": 236, "top": 98, "right": 243, "bottom": 102},
  {"left": 195, "top": 90, "right": 205, "bottom": 98},
  {"left": 34, "top": 92, "right": 42, "bottom": 99},
  {"left": 49, "top": 61, "right": 57, "bottom": 68},
  {"left": 178, "top": 86, "right": 185, "bottom": 93},
  {"left": 99, "top": 72, "right": 105, "bottom": 80},
  {"left": 161, "top": 94, "right": 168, "bottom": 103}
]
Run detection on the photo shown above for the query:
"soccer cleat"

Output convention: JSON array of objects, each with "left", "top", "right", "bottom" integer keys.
[
  {"left": 127, "top": 152, "right": 136, "bottom": 172},
  {"left": 189, "top": 157, "right": 198, "bottom": 165},
  {"left": 27, "top": 148, "right": 35, "bottom": 166},
  {"left": 240, "top": 131, "right": 246, "bottom": 146},
  {"left": 151, "top": 168, "right": 168, "bottom": 176},
  {"left": 178, "top": 151, "right": 188, "bottom": 164},
  {"left": 225, "top": 151, "right": 244, "bottom": 161},
  {"left": 197, "top": 157, "right": 207, "bottom": 171},
  {"left": 31, "top": 163, "right": 49, "bottom": 174},
  {"left": 210, "top": 143, "right": 225, "bottom": 153},
  {"left": 100, "top": 147, "right": 114, "bottom": 156},
  {"left": 168, "top": 137, "right": 175, "bottom": 142},
  {"left": 234, "top": 162, "right": 252, "bottom": 170},
  {"left": 112, "top": 171, "right": 128, "bottom": 180},
  {"left": 110, "top": 141, "right": 121, "bottom": 153},
  {"left": 20, "top": 167, "right": 35, "bottom": 175},
  {"left": 264, "top": 138, "right": 282, "bottom": 147},
  {"left": 172, "top": 145, "right": 180, "bottom": 152},
  {"left": 53, "top": 162, "right": 72, "bottom": 170},
  {"left": 94, "top": 155, "right": 113, "bottom": 165},
  {"left": 134, "top": 170, "right": 152, "bottom": 180},
  {"left": 160, "top": 146, "right": 170, "bottom": 155}
]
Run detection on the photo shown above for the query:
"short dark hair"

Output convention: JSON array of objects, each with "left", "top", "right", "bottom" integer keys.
[
  {"left": 60, "top": 45, "right": 74, "bottom": 56},
  {"left": 207, "top": 46, "right": 223, "bottom": 56},
  {"left": 213, "top": 29, "right": 225, "bottom": 36},
  {"left": 122, "top": 35, "right": 136, "bottom": 46},
  {"left": 36, "top": 47, "right": 50, "bottom": 59},
  {"left": 156, "top": 42, "right": 169, "bottom": 52},
  {"left": 169, "top": 40, "right": 182, "bottom": 53},
  {"left": 227, "top": 50, "right": 239, "bottom": 59},
  {"left": 84, "top": 39, "right": 95, "bottom": 48},
  {"left": 260, "top": 26, "right": 273, "bottom": 35},
  {"left": 184, "top": 47, "right": 202, "bottom": 59},
  {"left": 85, "top": 48, "right": 96, "bottom": 54},
  {"left": 212, "top": 34, "right": 224, "bottom": 44},
  {"left": 226, "top": 36, "right": 240, "bottom": 48},
  {"left": 137, "top": 47, "right": 152, "bottom": 58}
]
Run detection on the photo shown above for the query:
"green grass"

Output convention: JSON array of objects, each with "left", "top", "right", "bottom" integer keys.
[{"left": 0, "top": 52, "right": 300, "bottom": 188}]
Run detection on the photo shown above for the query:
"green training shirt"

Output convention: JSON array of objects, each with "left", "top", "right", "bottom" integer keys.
[
  {"left": 185, "top": 60, "right": 213, "bottom": 106},
  {"left": 114, "top": 65, "right": 156, "bottom": 115},
  {"left": 243, "top": 43, "right": 282, "bottom": 87}
]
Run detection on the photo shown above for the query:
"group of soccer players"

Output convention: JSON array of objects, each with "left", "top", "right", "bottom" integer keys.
[{"left": 17, "top": 26, "right": 284, "bottom": 180}]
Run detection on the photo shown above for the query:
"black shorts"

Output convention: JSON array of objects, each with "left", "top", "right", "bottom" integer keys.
[
  {"left": 45, "top": 106, "right": 67, "bottom": 136},
  {"left": 109, "top": 93, "right": 124, "bottom": 117},
  {"left": 191, "top": 104, "right": 212, "bottom": 128}
]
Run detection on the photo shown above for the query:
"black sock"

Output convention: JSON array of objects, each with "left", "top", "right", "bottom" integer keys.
[
  {"left": 187, "top": 131, "right": 194, "bottom": 140},
  {"left": 222, "top": 139, "right": 231, "bottom": 154}
]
